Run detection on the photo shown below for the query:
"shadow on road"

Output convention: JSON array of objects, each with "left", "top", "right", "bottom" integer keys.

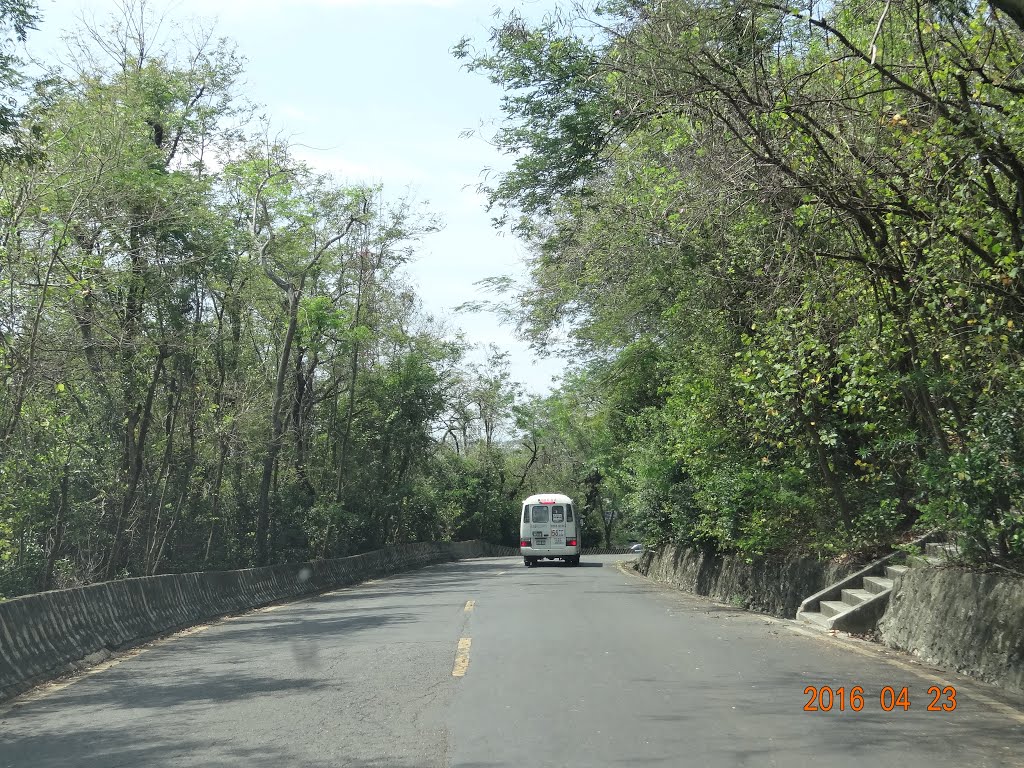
[
  {"left": 1, "top": 677, "right": 335, "bottom": 768},
  {"left": 208, "top": 609, "right": 415, "bottom": 645},
  {"left": 529, "top": 560, "right": 604, "bottom": 568},
  {"left": 44, "top": 670, "right": 333, "bottom": 712}
]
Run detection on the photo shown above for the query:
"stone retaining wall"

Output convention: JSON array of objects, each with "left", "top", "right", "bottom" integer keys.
[
  {"left": 879, "top": 568, "right": 1024, "bottom": 695},
  {"left": 0, "top": 540, "right": 509, "bottom": 702},
  {"left": 635, "top": 543, "right": 856, "bottom": 619},
  {"left": 637, "top": 543, "right": 1024, "bottom": 695}
]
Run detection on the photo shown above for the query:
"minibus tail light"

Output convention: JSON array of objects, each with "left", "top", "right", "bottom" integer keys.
[
  {"left": 520, "top": 540, "right": 531, "bottom": 548},
  {"left": 567, "top": 538, "right": 577, "bottom": 547}
]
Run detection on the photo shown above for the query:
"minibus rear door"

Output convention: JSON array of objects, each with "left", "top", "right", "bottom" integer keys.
[
  {"left": 548, "top": 504, "right": 566, "bottom": 547},
  {"left": 530, "top": 504, "right": 552, "bottom": 551}
]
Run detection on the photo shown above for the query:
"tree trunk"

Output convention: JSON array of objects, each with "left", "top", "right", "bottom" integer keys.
[
  {"left": 106, "top": 347, "right": 167, "bottom": 580},
  {"left": 335, "top": 269, "right": 364, "bottom": 504},
  {"left": 798, "top": 410, "right": 855, "bottom": 532},
  {"left": 40, "top": 467, "right": 70, "bottom": 591},
  {"left": 256, "top": 288, "right": 300, "bottom": 566},
  {"left": 204, "top": 436, "right": 229, "bottom": 566}
]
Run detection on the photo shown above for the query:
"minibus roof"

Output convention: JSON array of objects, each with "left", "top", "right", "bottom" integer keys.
[{"left": 522, "top": 493, "right": 574, "bottom": 505}]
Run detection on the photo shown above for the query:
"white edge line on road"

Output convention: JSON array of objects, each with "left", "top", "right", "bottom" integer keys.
[{"left": 785, "top": 623, "right": 1024, "bottom": 725}]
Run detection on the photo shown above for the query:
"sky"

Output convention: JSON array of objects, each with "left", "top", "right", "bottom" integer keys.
[{"left": 23, "top": 0, "right": 568, "bottom": 395}]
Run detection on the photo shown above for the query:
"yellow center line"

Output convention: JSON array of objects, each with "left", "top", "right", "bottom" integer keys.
[
  {"left": 464, "top": 600, "right": 475, "bottom": 612},
  {"left": 452, "top": 637, "right": 472, "bottom": 677}
]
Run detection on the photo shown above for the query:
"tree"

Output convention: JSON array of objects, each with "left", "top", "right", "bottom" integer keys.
[
  {"left": 458, "top": 0, "right": 1024, "bottom": 563},
  {"left": 0, "top": 3, "right": 493, "bottom": 597},
  {"left": 0, "top": 0, "right": 36, "bottom": 147}
]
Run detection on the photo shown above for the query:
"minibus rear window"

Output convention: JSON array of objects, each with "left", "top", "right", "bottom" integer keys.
[
  {"left": 551, "top": 506, "right": 564, "bottom": 523},
  {"left": 523, "top": 507, "right": 530, "bottom": 523},
  {"left": 530, "top": 505, "right": 549, "bottom": 523},
  {"left": 566, "top": 506, "right": 574, "bottom": 522}
]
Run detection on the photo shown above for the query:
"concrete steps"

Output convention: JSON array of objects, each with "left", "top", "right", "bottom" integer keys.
[
  {"left": 909, "top": 542, "right": 963, "bottom": 566},
  {"left": 926, "top": 542, "right": 960, "bottom": 559},
  {"left": 863, "top": 576, "right": 893, "bottom": 594},
  {"left": 799, "top": 568, "right": 899, "bottom": 630},
  {"left": 840, "top": 588, "right": 874, "bottom": 606},
  {"left": 796, "top": 533, "right": 949, "bottom": 633},
  {"left": 820, "top": 600, "right": 850, "bottom": 618},
  {"left": 801, "top": 611, "right": 832, "bottom": 629}
]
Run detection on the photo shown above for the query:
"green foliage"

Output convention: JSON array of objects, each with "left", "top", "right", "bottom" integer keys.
[
  {"left": 0, "top": 0, "right": 36, "bottom": 141},
  {"left": 453, "top": 8, "right": 620, "bottom": 225},
  {"left": 0, "top": 7, "right": 527, "bottom": 597},
  {"left": 461, "top": 0, "right": 1024, "bottom": 565}
]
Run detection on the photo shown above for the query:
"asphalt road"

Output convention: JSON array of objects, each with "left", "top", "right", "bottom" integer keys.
[{"left": 2, "top": 555, "right": 1023, "bottom": 767}]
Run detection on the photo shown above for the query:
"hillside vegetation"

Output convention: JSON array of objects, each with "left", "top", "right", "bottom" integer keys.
[
  {"left": 0, "top": 3, "right": 565, "bottom": 597},
  {"left": 456, "top": 0, "right": 1024, "bottom": 566},
  {"left": 3, "top": 0, "right": 1023, "bottom": 597}
]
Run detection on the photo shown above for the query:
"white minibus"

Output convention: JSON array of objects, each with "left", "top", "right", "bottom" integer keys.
[{"left": 520, "top": 493, "right": 581, "bottom": 567}]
